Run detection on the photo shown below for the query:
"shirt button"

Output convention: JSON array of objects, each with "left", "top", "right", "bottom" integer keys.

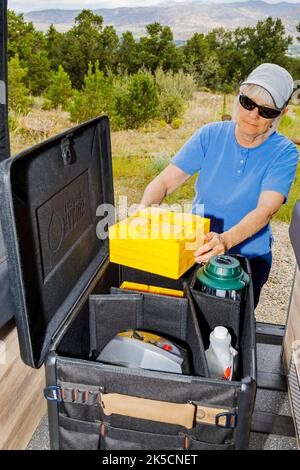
[
  {"left": 237, "top": 170, "right": 241, "bottom": 174},
  {"left": 240, "top": 160, "right": 244, "bottom": 164}
]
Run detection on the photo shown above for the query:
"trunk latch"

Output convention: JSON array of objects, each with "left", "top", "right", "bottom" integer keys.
[{"left": 61, "top": 136, "right": 72, "bottom": 166}]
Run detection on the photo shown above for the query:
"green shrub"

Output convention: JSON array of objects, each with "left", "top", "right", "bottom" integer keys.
[
  {"left": 45, "top": 65, "right": 73, "bottom": 109},
  {"left": 109, "top": 74, "right": 130, "bottom": 130},
  {"left": 278, "top": 110, "right": 300, "bottom": 139},
  {"left": 158, "top": 93, "right": 185, "bottom": 123},
  {"left": 8, "top": 54, "right": 33, "bottom": 114},
  {"left": 199, "top": 86, "right": 211, "bottom": 93},
  {"left": 155, "top": 68, "right": 196, "bottom": 101},
  {"left": 197, "top": 55, "right": 223, "bottom": 90},
  {"left": 69, "top": 61, "right": 114, "bottom": 123},
  {"left": 41, "top": 98, "right": 53, "bottom": 111},
  {"left": 154, "top": 68, "right": 194, "bottom": 123},
  {"left": 171, "top": 118, "right": 184, "bottom": 129},
  {"left": 279, "top": 114, "right": 293, "bottom": 128},
  {"left": 113, "top": 70, "right": 159, "bottom": 129},
  {"left": 293, "top": 105, "right": 300, "bottom": 119},
  {"left": 8, "top": 113, "right": 19, "bottom": 132},
  {"left": 140, "top": 125, "right": 154, "bottom": 133},
  {"left": 274, "top": 162, "right": 300, "bottom": 223},
  {"left": 148, "top": 154, "right": 171, "bottom": 175}
]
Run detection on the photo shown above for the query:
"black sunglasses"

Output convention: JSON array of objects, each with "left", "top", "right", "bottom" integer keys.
[{"left": 239, "top": 94, "right": 281, "bottom": 119}]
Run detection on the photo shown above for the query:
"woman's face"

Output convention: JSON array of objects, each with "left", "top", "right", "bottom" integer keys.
[{"left": 235, "top": 94, "right": 277, "bottom": 137}]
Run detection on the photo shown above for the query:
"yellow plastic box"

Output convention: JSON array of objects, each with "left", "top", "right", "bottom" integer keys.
[{"left": 109, "top": 207, "right": 210, "bottom": 279}]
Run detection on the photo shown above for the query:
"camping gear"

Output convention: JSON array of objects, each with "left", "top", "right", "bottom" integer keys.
[{"left": 96, "top": 329, "right": 190, "bottom": 374}]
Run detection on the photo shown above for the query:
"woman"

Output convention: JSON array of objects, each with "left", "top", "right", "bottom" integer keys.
[{"left": 140, "top": 63, "right": 299, "bottom": 307}]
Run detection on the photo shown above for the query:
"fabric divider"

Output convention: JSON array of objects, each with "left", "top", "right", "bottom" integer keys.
[
  {"left": 89, "top": 294, "right": 143, "bottom": 355},
  {"left": 189, "top": 256, "right": 255, "bottom": 381},
  {"left": 238, "top": 259, "right": 256, "bottom": 379},
  {"left": 89, "top": 290, "right": 209, "bottom": 377},
  {"left": 189, "top": 289, "right": 241, "bottom": 350},
  {"left": 182, "top": 283, "right": 209, "bottom": 377},
  {"left": 109, "top": 288, "right": 187, "bottom": 340},
  {"left": 189, "top": 290, "right": 244, "bottom": 380}
]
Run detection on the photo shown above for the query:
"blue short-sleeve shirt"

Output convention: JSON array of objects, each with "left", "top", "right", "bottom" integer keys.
[{"left": 171, "top": 121, "right": 299, "bottom": 258}]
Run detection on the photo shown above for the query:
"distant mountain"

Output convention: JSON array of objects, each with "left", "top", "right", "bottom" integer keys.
[{"left": 24, "top": 1, "right": 300, "bottom": 43}]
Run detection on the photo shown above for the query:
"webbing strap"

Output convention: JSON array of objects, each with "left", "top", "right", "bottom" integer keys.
[{"left": 44, "top": 382, "right": 102, "bottom": 406}]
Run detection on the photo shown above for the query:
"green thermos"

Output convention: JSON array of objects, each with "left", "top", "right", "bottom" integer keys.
[{"left": 196, "top": 255, "right": 249, "bottom": 301}]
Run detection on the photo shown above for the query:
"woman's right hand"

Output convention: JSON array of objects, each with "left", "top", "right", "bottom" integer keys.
[{"left": 194, "top": 232, "right": 227, "bottom": 264}]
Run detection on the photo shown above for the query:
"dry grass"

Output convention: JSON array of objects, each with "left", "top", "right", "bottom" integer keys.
[{"left": 10, "top": 107, "right": 72, "bottom": 155}]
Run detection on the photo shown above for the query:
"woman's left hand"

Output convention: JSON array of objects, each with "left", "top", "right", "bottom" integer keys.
[{"left": 194, "top": 232, "right": 227, "bottom": 264}]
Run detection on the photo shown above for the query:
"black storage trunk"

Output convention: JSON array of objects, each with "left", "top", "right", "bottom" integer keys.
[{"left": 0, "top": 116, "right": 257, "bottom": 450}]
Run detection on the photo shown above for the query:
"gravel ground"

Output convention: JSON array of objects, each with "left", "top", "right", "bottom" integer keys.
[{"left": 255, "top": 220, "right": 296, "bottom": 324}]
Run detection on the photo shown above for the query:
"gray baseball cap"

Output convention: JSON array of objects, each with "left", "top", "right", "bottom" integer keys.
[{"left": 242, "top": 63, "right": 294, "bottom": 109}]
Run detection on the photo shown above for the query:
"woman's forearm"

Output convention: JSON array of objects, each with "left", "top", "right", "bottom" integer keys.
[
  {"left": 140, "top": 164, "right": 191, "bottom": 208},
  {"left": 140, "top": 177, "right": 168, "bottom": 207},
  {"left": 194, "top": 191, "right": 284, "bottom": 263},
  {"left": 222, "top": 206, "right": 273, "bottom": 251}
]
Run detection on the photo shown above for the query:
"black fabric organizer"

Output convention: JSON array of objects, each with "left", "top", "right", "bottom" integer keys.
[{"left": 90, "top": 286, "right": 208, "bottom": 377}]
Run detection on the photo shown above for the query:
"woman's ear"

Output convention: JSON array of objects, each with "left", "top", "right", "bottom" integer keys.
[{"left": 282, "top": 107, "right": 289, "bottom": 115}]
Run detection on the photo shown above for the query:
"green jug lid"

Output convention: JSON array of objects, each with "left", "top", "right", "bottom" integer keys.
[{"left": 196, "top": 255, "right": 249, "bottom": 291}]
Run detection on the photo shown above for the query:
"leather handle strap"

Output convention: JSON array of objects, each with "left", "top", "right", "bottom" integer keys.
[
  {"left": 102, "top": 393, "right": 195, "bottom": 429},
  {"left": 101, "top": 392, "right": 233, "bottom": 429}
]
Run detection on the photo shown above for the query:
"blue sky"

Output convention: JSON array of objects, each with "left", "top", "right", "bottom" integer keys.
[{"left": 8, "top": 0, "right": 300, "bottom": 14}]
